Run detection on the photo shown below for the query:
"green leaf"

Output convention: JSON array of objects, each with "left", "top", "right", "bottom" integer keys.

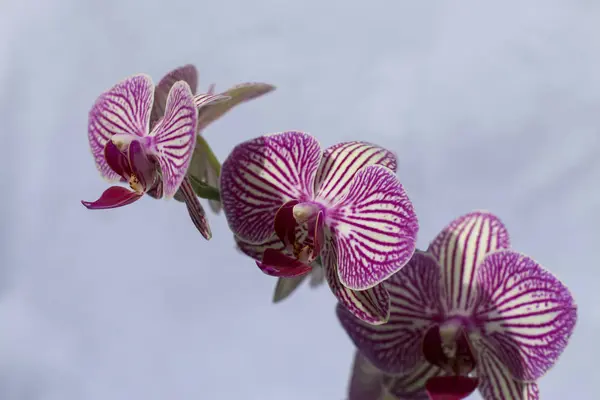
[
  {"left": 196, "top": 135, "right": 221, "bottom": 176},
  {"left": 188, "top": 175, "right": 221, "bottom": 202}
]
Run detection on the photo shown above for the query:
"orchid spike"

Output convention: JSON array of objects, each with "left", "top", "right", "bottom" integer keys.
[
  {"left": 83, "top": 74, "right": 224, "bottom": 239},
  {"left": 221, "top": 131, "right": 419, "bottom": 324},
  {"left": 337, "top": 211, "right": 577, "bottom": 400}
]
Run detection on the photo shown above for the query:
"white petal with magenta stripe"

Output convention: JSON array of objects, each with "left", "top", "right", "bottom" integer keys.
[
  {"left": 220, "top": 131, "right": 322, "bottom": 243},
  {"left": 427, "top": 210, "right": 511, "bottom": 313},
  {"left": 151, "top": 64, "right": 198, "bottom": 127},
  {"left": 475, "top": 250, "right": 577, "bottom": 381},
  {"left": 336, "top": 251, "right": 442, "bottom": 372},
  {"left": 477, "top": 346, "right": 540, "bottom": 400},
  {"left": 149, "top": 81, "right": 198, "bottom": 197},
  {"left": 315, "top": 141, "right": 397, "bottom": 205},
  {"left": 88, "top": 74, "right": 154, "bottom": 180},
  {"left": 329, "top": 165, "right": 418, "bottom": 290}
]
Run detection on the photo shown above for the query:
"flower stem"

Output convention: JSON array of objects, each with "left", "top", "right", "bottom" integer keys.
[{"left": 197, "top": 136, "right": 221, "bottom": 176}]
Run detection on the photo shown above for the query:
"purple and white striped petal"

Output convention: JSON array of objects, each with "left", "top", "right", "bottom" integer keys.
[
  {"left": 428, "top": 211, "right": 510, "bottom": 313},
  {"left": 347, "top": 351, "right": 386, "bottom": 400},
  {"left": 88, "top": 74, "right": 154, "bottom": 181},
  {"left": 220, "top": 131, "right": 322, "bottom": 244},
  {"left": 475, "top": 250, "right": 577, "bottom": 381},
  {"left": 477, "top": 347, "right": 540, "bottom": 400},
  {"left": 151, "top": 64, "right": 198, "bottom": 127},
  {"left": 179, "top": 177, "right": 212, "bottom": 240},
  {"left": 336, "top": 251, "right": 442, "bottom": 372},
  {"left": 149, "top": 81, "right": 198, "bottom": 198},
  {"left": 196, "top": 82, "right": 276, "bottom": 131},
  {"left": 193, "top": 93, "right": 230, "bottom": 112},
  {"left": 314, "top": 141, "right": 397, "bottom": 205},
  {"left": 329, "top": 165, "right": 418, "bottom": 290}
]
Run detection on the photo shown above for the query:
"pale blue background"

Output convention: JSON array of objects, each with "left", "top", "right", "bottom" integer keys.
[{"left": 0, "top": 0, "right": 597, "bottom": 399}]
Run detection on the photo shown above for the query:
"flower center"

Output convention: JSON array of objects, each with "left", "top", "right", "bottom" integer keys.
[
  {"left": 274, "top": 200, "right": 325, "bottom": 265},
  {"left": 423, "top": 320, "right": 476, "bottom": 376},
  {"left": 292, "top": 202, "right": 321, "bottom": 224},
  {"left": 129, "top": 174, "right": 144, "bottom": 194},
  {"left": 423, "top": 321, "right": 479, "bottom": 400}
]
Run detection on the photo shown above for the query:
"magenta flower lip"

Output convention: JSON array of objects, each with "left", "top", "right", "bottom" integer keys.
[
  {"left": 220, "top": 131, "right": 419, "bottom": 324},
  {"left": 337, "top": 211, "right": 577, "bottom": 399}
]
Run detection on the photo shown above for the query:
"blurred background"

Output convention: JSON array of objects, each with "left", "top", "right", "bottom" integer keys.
[{"left": 0, "top": 0, "right": 598, "bottom": 399}]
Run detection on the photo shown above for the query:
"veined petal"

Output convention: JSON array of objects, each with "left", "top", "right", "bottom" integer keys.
[
  {"left": 193, "top": 93, "right": 230, "bottom": 114},
  {"left": 150, "top": 64, "right": 198, "bottom": 127},
  {"left": 81, "top": 186, "right": 142, "bottom": 209},
  {"left": 387, "top": 362, "right": 445, "bottom": 400},
  {"left": 272, "top": 275, "right": 308, "bottom": 303},
  {"left": 336, "top": 251, "right": 442, "bottom": 373},
  {"left": 477, "top": 347, "right": 540, "bottom": 400},
  {"left": 314, "top": 141, "right": 397, "bottom": 205},
  {"left": 329, "top": 164, "right": 418, "bottom": 290},
  {"left": 326, "top": 234, "right": 390, "bottom": 325},
  {"left": 427, "top": 211, "right": 510, "bottom": 313},
  {"left": 475, "top": 250, "right": 577, "bottom": 381},
  {"left": 179, "top": 177, "right": 212, "bottom": 239},
  {"left": 330, "top": 270, "right": 390, "bottom": 325},
  {"left": 149, "top": 81, "right": 198, "bottom": 197},
  {"left": 88, "top": 74, "right": 154, "bottom": 181},
  {"left": 347, "top": 351, "right": 386, "bottom": 400},
  {"left": 220, "top": 131, "right": 322, "bottom": 243},
  {"left": 197, "top": 82, "right": 276, "bottom": 131}
]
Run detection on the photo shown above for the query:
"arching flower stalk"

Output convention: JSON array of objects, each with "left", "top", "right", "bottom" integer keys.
[
  {"left": 220, "top": 131, "right": 419, "bottom": 324},
  {"left": 82, "top": 74, "right": 225, "bottom": 239},
  {"left": 338, "top": 211, "right": 577, "bottom": 399}
]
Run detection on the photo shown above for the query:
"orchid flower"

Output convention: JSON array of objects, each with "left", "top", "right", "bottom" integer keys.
[
  {"left": 220, "top": 131, "right": 419, "bottom": 324},
  {"left": 82, "top": 74, "right": 224, "bottom": 239},
  {"left": 146, "top": 64, "right": 275, "bottom": 214},
  {"left": 337, "top": 211, "right": 577, "bottom": 399}
]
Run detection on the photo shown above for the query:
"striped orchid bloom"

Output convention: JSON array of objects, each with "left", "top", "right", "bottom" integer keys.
[
  {"left": 147, "top": 64, "right": 276, "bottom": 214},
  {"left": 220, "top": 131, "right": 419, "bottom": 324},
  {"left": 337, "top": 211, "right": 577, "bottom": 399},
  {"left": 82, "top": 74, "right": 225, "bottom": 239}
]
